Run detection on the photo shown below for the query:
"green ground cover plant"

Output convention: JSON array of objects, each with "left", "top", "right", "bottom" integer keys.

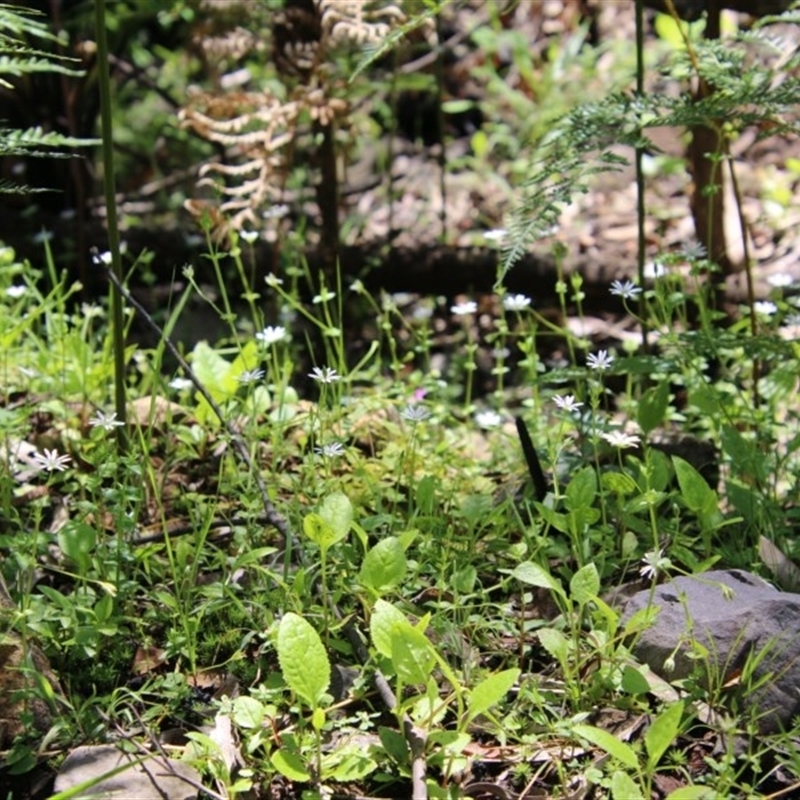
[{"left": 2, "top": 1, "right": 800, "bottom": 798}]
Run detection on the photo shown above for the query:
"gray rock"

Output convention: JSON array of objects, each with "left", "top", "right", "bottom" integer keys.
[
  {"left": 622, "top": 569, "right": 800, "bottom": 733},
  {"left": 54, "top": 744, "right": 201, "bottom": 800}
]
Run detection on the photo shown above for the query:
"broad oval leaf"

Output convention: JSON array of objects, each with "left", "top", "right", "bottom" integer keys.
[
  {"left": 303, "top": 513, "right": 337, "bottom": 550},
  {"left": 276, "top": 612, "right": 330, "bottom": 708},
  {"left": 359, "top": 536, "right": 407, "bottom": 595},
  {"left": 271, "top": 748, "right": 311, "bottom": 782},
  {"left": 391, "top": 623, "right": 435, "bottom": 685},
  {"left": 319, "top": 491, "right": 353, "bottom": 542}
]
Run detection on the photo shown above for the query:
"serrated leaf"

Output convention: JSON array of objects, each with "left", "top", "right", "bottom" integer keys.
[
  {"left": 572, "top": 723, "right": 638, "bottom": 769},
  {"left": 467, "top": 668, "right": 520, "bottom": 722},
  {"left": 370, "top": 599, "right": 408, "bottom": 659},
  {"left": 276, "top": 613, "right": 330, "bottom": 708},
  {"left": 359, "top": 536, "right": 407, "bottom": 595},
  {"left": 271, "top": 749, "right": 311, "bottom": 782}
]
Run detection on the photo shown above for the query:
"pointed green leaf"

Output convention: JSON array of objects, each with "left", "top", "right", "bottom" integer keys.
[
  {"left": 673, "top": 456, "right": 716, "bottom": 513},
  {"left": 572, "top": 723, "right": 638, "bottom": 769},
  {"left": 359, "top": 536, "right": 407, "bottom": 595},
  {"left": 276, "top": 613, "right": 330, "bottom": 707},
  {"left": 303, "top": 512, "right": 338, "bottom": 550},
  {"left": 467, "top": 668, "right": 520, "bottom": 722},
  {"left": 637, "top": 381, "right": 670, "bottom": 436},
  {"left": 370, "top": 599, "right": 408, "bottom": 659},
  {"left": 538, "top": 627, "right": 569, "bottom": 664},
  {"left": 570, "top": 563, "right": 600, "bottom": 605},
  {"left": 565, "top": 467, "right": 597, "bottom": 511},
  {"left": 645, "top": 700, "right": 683, "bottom": 769},
  {"left": 511, "top": 561, "right": 564, "bottom": 597},
  {"left": 391, "top": 622, "right": 435, "bottom": 685}
]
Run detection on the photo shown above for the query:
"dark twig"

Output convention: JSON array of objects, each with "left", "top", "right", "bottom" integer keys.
[
  {"left": 104, "top": 267, "right": 297, "bottom": 558},
  {"left": 340, "top": 615, "right": 428, "bottom": 799},
  {"left": 515, "top": 417, "right": 550, "bottom": 503}
]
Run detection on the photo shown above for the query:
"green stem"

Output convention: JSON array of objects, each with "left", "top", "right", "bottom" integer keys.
[{"left": 93, "top": 0, "right": 127, "bottom": 450}]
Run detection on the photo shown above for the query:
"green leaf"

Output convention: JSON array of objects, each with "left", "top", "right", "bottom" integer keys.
[
  {"left": 232, "top": 696, "right": 266, "bottom": 729},
  {"left": 467, "top": 668, "right": 520, "bottom": 722},
  {"left": 637, "top": 382, "right": 670, "bottom": 435},
  {"left": 645, "top": 700, "right": 683, "bottom": 769},
  {"left": 318, "top": 492, "right": 353, "bottom": 541},
  {"left": 621, "top": 665, "right": 650, "bottom": 695},
  {"left": 570, "top": 563, "right": 600, "bottom": 605},
  {"left": 673, "top": 456, "right": 716, "bottom": 514},
  {"left": 565, "top": 467, "right": 597, "bottom": 511},
  {"left": 391, "top": 622, "right": 435, "bottom": 685},
  {"left": 303, "top": 512, "right": 334, "bottom": 549},
  {"left": 370, "top": 599, "right": 408, "bottom": 660},
  {"left": 510, "top": 561, "right": 564, "bottom": 597},
  {"left": 276, "top": 613, "right": 330, "bottom": 708},
  {"left": 271, "top": 749, "right": 311, "bottom": 782},
  {"left": 720, "top": 425, "right": 767, "bottom": 484},
  {"left": 538, "top": 628, "right": 569, "bottom": 665},
  {"left": 610, "top": 770, "right": 645, "bottom": 800},
  {"left": 191, "top": 341, "right": 238, "bottom": 403},
  {"left": 602, "top": 471, "right": 638, "bottom": 496},
  {"left": 58, "top": 521, "right": 96, "bottom": 572},
  {"left": 359, "top": 536, "right": 407, "bottom": 595},
  {"left": 378, "top": 726, "right": 409, "bottom": 766},
  {"left": 326, "top": 750, "right": 378, "bottom": 781},
  {"left": 572, "top": 723, "right": 638, "bottom": 769},
  {"left": 665, "top": 787, "right": 720, "bottom": 799}
]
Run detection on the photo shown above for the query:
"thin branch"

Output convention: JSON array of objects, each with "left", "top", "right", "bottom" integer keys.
[{"left": 103, "top": 266, "right": 297, "bottom": 559}]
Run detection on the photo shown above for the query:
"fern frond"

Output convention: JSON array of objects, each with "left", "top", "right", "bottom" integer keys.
[
  {"left": 0, "top": 176, "right": 50, "bottom": 194},
  {"left": 0, "top": 54, "right": 84, "bottom": 80},
  {"left": 349, "top": 1, "right": 441, "bottom": 82},
  {"left": 0, "top": 126, "right": 98, "bottom": 153}
]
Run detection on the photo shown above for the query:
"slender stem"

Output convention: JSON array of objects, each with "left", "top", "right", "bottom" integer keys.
[
  {"left": 634, "top": 0, "right": 649, "bottom": 354},
  {"left": 93, "top": 0, "right": 127, "bottom": 450}
]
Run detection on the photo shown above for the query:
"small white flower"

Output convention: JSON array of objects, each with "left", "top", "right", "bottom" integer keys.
[
  {"left": 681, "top": 241, "right": 707, "bottom": 260},
  {"left": 309, "top": 366, "right": 341, "bottom": 384},
  {"left": 401, "top": 404, "right": 430, "bottom": 423},
  {"left": 265, "top": 272, "right": 284, "bottom": 288},
  {"left": 264, "top": 203, "right": 289, "bottom": 220},
  {"left": 768, "top": 272, "right": 794, "bottom": 288},
  {"left": 639, "top": 549, "right": 673, "bottom": 580},
  {"left": 89, "top": 410, "right": 125, "bottom": 431},
  {"left": 491, "top": 347, "right": 511, "bottom": 359},
  {"left": 451, "top": 301, "right": 477, "bottom": 316},
  {"left": 553, "top": 394, "right": 583, "bottom": 412},
  {"left": 182, "top": 265, "right": 195, "bottom": 280},
  {"left": 238, "top": 368, "right": 265, "bottom": 384},
  {"left": 315, "top": 442, "right": 345, "bottom": 458},
  {"left": 33, "top": 230, "right": 54, "bottom": 245},
  {"left": 643, "top": 261, "right": 667, "bottom": 280},
  {"left": 312, "top": 288, "right": 336, "bottom": 304},
  {"left": 609, "top": 279, "right": 642, "bottom": 299},
  {"left": 256, "top": 325, "right": 286, "bottom": 345},
  {"left": 80, "top": 303, "right": 104, "bottom": 319},
  {"left": 475, "top": 410, "right": 502, "bottom": 428},
  {"left": 92, "top": 250, "right": 112, "bottom": 266},
  {"left": 5, "top": 285, "right": 26, "bottom": 298},
  {"left": 240, "top": 230, "right": 259, "bottom": 244},
  {"left": 484, "top": 228, "right": 508, "bottom": 242},
  {"left": 503, "top": 294, "right": 532, "bottom": 311},
  {"left": 784, "top": 313, "right": 800, "bottom": 327},
  {"left": 753, "top": 300, "right": 778, "bottom": 316},
  {"left": 586, "top": 350, "right": 614, "bottom": 371},
  {"left": 601, "top": 430, "right": 641, "bottom": 449},
  {"left": 32, "top": 448, "right": 72, "bottom": 472},
  {"left": 169, "top": 377, "right": 193, "bottom": 391},
  {"left": 349, "top": 279, "right": 365, "bottom": 294}
]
